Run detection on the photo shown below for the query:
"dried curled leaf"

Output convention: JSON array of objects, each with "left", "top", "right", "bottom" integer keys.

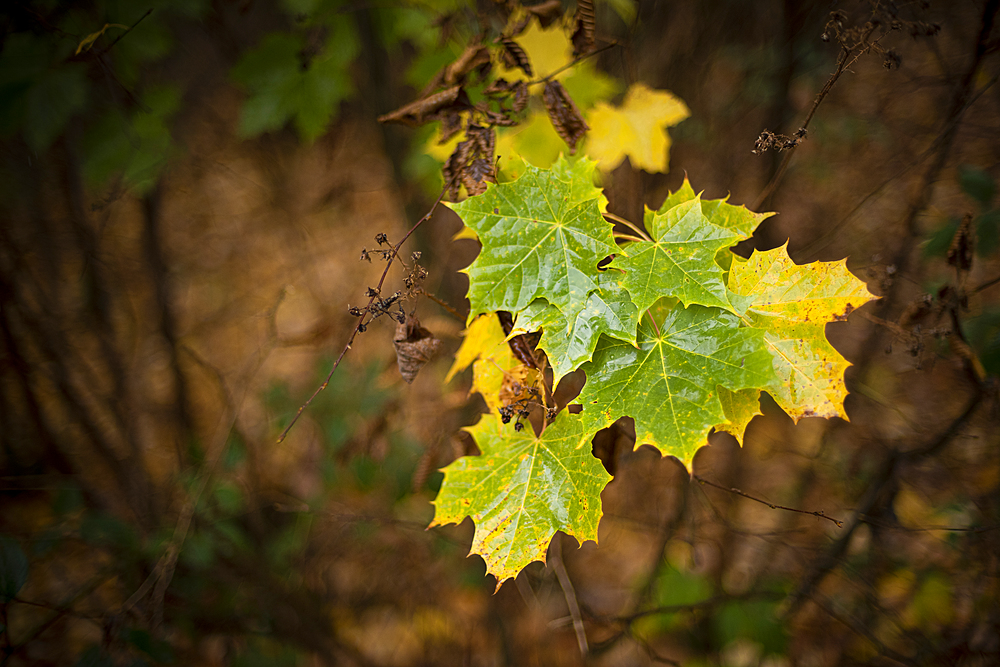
[
  {"left": 394, "top": 314, "right": 441, "bottom": 383},
  {"left": 527, "top": 0, "right": 564, "bottom": 28},
  {"left": 442, "top": 124, "right": 497, "bottom": 200},
  {"left": 378, "top": 86, "right": 469, "bottom": 127},
  {"left": 571, "top": 0, "right": 596, "bottom": 56},
  {"left": 543, "top": 80, "right": 588, "bottom": 153},
  {"left": 500, "top": 38, "right": 533, "bottom": 77},
  {"left": 444, "top": 45, "right": 492, "bottom": 86}
]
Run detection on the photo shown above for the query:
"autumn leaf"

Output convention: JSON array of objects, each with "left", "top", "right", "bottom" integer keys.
[
  {"left": 445, "top": 314, "right": 540, "bottom": 416},
  {"left": 727, "top": 243, "right": 876, "bottom": 421},
  {"left": 651, "top": 176, "right": 774, "bottom": 239},
  {"left": 431, "top": 412, "right": 611, "bottom": 589},
  {"left": 585, "top": 82, "right": 689, "bottom": 173},
  {"left": 513, "top": 270, "right": 639, "bottom": 385},
  {"left": 714, "top": 387, "right": 762, "bottom": 440},
  {"left": 611, "top": 198, "right": 740, "bottom": 315},
  {"left": 577, "top": 301, "right": 777, "bottom": 464},
  {"left": 449, "top": 157, "right": 617, "bottom": 323}
]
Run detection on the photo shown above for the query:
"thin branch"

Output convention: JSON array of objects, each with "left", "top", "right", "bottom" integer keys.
[
  {"left": 276, "top": 184, "right": 451, "bottom": 444},
  {"left": 549, "top": 535, "right": 588, "bottom": 657},
  {"left": 94, "top": 9, "right": 153, "bottom": 58},
  {"left": 417, "top": 288, "right": 464, "bottom": 321},
  {"left": 752, "top": 23, "right": 885, "bottom": 210},
  {"left": 692, "top": 474, "right": 844, "bottom": 527},
  {"left": 529, "top": 41, "right": 619, "bottom": 86}
]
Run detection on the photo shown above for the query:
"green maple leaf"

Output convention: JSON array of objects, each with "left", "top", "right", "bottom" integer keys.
[
  {"left": 450, "top": 157, "right": 618, "bottom": 321},
  {"left": 577, "top": 301, "right": 777, "bottom": 463},
  {"left": 651, "top": 177, "right": 773, "bottom": 238},
  {"left": 513, "top": 270, "right": 639, "bottom": 385},
  {"left": 431, "top": 412, "right": 611, "bottom": 589},
  {"left": 728, "top": 243, "right": 876, "bottom": 421},
  {"left": 611, "top": 198, "right": 740, "bottom": 314}
]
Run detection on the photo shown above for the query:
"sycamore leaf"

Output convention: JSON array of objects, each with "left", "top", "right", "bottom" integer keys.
[
  {"left": 585, "top": 83, "right": 689, "bottom": 173},
  {"left": 714, "top": 387, "right": 762, "bottom": 440},
  {"left": 450, "top": 157, "right": 617, "bottom": 322},
  {"left": 611, "top": 198, "right": 740, "bottom": 314},
  {"left": 577, "top": 301, "right": 777, "bottom": 464},
  {"left": 431, "top": 412, "right": 611, "bottom": 589},
  {"left": 513, "top": 270, "right": 639, "bottom": 385},
  {"left": 727, "top": 243, "right": 876, "bottom": 421}
]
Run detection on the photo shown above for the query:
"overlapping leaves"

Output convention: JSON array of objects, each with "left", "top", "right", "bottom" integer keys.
[
  {"left": 437, "top": 163, "right": 876, "bottom": 587},
  {"left": 449, "top": 157, "right": 617, "bottom": 322}
]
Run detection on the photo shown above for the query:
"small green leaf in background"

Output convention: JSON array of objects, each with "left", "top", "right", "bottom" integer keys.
[
  {"left": 0, "top": 535, "right": 29, "bottom": 603},
  {"left": 714, "top": 599, "right": 788, "bottom": 656},
  {"left": 958, "top": 164, "right": 996, "bottom": 209},
  {"left": 231, "top": 17, "right": 359, "bottom": 143},
  {"left": 81, "top": 85, "right": 182, "bottom": 194}
]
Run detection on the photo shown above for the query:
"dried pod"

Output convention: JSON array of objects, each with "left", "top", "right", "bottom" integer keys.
[
  {"left": 542, "top": 80, "right": 588, "bottom": 153},
  {"left": 947, "top": 214, "right": 975, "bottom": 275},
  {"left": 393, "top": 314, "right": 442, "bottom": 383},
  {"left": 500, "top": 38, "right": 533, "bottom": 77},
  {"left": 378, "top": 86, "right": 468, "bottom": 127},
  {"left": 512, "top": 80, "right": 529, "bottom": 113},
  {"left": 527, "top": 0, "right": 564, "bottom": 28},
  {"left": 571, "top": 0, "right": 596, "bottom": 56}
]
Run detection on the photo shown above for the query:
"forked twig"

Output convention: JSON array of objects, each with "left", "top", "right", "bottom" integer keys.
[{"left": 276, "top": 184, "right": 451, "bottom": 444}]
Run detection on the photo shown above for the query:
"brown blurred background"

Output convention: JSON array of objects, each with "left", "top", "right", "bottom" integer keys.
[{"left": 1, "top": 0, "right": 999, "bottom": 665}]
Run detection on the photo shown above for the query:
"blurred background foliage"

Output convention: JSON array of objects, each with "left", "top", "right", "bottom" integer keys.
[{"left": 1, "top": 0, "right": 999, "bottom": 666}]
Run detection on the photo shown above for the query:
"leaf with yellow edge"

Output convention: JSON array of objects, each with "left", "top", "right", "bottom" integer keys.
[
  {"left": 714, "top": 387, "right": 762, "bottom": 441},
  {"left": 430, "top": 411, "right": 611, "bottom": 590},
  {"left": 585, "top": 83, "right": 690, "bottom": 173},
  {"left": 727, "top": 243, "right": 877, "bottom": 421}
]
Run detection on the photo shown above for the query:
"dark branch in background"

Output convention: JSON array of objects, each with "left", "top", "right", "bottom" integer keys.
[
  {"left": 93, "top": 8, "right": 153, "bottom": 58},
  {"left": 276, "top": 184, "right": 452, "bottom": 444},
  {"left": 693, "top": 474, "right": 844, "bottom": 527},
  {"left": 783, "top": 386, "right": 984, "bottom": 619},
  {"left": 751, "top": 7, "right": 939, "bottom": 210}
]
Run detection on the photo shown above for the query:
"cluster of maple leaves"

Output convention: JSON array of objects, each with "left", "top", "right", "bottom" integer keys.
[
  {"left": 370, "top": 1, "right": 877, "bottom": 589},
  {"left": 433, "top": 159, "right": 876, "bottom": 587}
]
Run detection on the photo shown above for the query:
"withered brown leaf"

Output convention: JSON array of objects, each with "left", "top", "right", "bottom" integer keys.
[
  {"left": 500, "top": 38, "right": 533, "bottom": 77},
  {"left": 571, "top": 0, "right": 596, "bottom": 56},
  {"left": 542, "top": 80, "right": 588, "bottom": 153},
  {"left": 444, "top": 45, "right": 492, "bottom": 86},
  {"left": 947, "top": 214, "right": 975, "bottom": 276},
  {"left": 378, "top": 86, "right": 468, "bottom": 127},
  {"left": 394, "top": 314, "right": 441, "bottom": 384},
  {"left": 527, "top": 0, "right": 564, "bottom": 29}
]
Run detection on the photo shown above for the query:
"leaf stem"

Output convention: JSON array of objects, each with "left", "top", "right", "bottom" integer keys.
[
  {"left": 604, "top": 212, "right": 652, "bottom": 241},
  {"left": 643, "top": 309, "right": 661, "bottom": 337}
]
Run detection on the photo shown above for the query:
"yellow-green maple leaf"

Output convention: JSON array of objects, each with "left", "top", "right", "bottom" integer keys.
[
  {"left": 727, "top": 243, "right": 877, "bottom": 421},
  {"left": 585, "top": 83, "right": 689, "bottom": 173},
  {"left": 445, "top": 314, "right": 540, "bottom": 416}
]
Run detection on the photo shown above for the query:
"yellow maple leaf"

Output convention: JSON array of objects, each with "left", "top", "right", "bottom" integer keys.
[
  {"left": 445, "top": 314, "right": 541, "bottom": 415},
  {"left": 728, "top": 243, "right": 877, "bottom": 422},
  {"left": 585, "top": 83, "right": 690, "bottom": 173}
]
